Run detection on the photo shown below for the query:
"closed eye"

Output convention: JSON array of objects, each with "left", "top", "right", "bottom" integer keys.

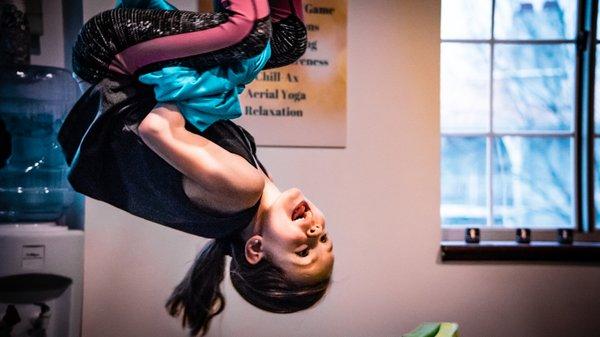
[{"left": 295, "top": 247, "right": 310, "bottom": 257}]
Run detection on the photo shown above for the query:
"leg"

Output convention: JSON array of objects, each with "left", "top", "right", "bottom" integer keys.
[{"left": 74, "top": 0, "right": 271, "bottom": 83}]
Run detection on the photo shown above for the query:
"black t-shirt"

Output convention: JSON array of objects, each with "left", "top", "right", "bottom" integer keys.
[{"left": 58, "top": 77, "right": 265, "bottom": 238}]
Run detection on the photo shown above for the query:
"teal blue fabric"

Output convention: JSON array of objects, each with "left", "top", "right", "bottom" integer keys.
[
  {"left": 118, "top": 0, "right": 272, "bottom": 131},
  {"left": 115, "top": 0, "right": 175, "bottom": 10},
  {"left": 139, "top": 46, "right": 271, "bottom": 131}
]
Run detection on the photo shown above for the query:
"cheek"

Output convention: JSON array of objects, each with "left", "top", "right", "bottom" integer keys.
[
  {"left": 271, "top": 224, "right": 305, "bottom": 246},
  {"left": 274, "top": 227, "right": 304, "bottom": 244},
  {"left": 263, "top": 236, "right": 296, "bottom": 262},
  {"left": 263, "top": 216, "right": 291, "bottom": 241}
]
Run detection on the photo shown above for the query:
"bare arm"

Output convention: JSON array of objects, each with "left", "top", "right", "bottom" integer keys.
[{"left": 137, "top": 104, "right": 264, "bottom": 212}]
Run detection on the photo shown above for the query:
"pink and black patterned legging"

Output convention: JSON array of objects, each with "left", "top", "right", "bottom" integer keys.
[{"left": 73, "top": 0, "right": 306, "bottom": 83}]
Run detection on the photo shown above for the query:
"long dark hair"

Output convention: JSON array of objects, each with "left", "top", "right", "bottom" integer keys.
[{"left": 165, "top": 236, "right": 331, "bottom": 336}]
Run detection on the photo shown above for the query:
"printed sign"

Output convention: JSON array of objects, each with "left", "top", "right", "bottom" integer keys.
[{"left": 237, "top": 0, "right": 348, "bottom": 147}]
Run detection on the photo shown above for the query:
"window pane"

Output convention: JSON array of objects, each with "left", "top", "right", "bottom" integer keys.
[
  {"left": 441, "top": 0, "right": 492, "bottom": 39},
  {"left": 441, "top": 136, "right": 487, "bottom": 226},
  {"left": 595, "top": 139, "right": 600, "bottom": 225},
  {"left": 493, "top": 137, "right": 573, "bottom": 228},
  {"left": 596, "top": 49, "right": 600, "bottom": 132},
  {"left": 441, "top": 43, "right": 490, "bottom": 132},
  {"left": 494, "top": 44, "right": 574, "bottom": 131},
  {"left": 494, "top": 0, "right": 577, "bottom": 40}
]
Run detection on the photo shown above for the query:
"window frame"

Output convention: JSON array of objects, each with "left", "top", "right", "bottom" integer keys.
[
  {"left": 576, "top": 0, "right": 597, "bottom": 233},
  {"left": 440, "top": 0, "right": 600, "bottom": 261}
]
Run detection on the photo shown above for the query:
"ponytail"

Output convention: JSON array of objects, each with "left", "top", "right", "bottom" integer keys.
[
  {"left": 167, "top": 236, "right": 332, "bottom": 336},
  {"left": 165, "top": 239, "right": 231, "bottom": 336}
]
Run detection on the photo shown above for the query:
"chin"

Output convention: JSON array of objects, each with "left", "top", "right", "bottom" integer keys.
[{"left": 282, "top": 188, "right": 306, "bottom": 208}]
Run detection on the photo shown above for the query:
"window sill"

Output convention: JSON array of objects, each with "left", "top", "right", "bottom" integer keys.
[{"left": 440, "top": 241, "right": 600, "bottom": 262}]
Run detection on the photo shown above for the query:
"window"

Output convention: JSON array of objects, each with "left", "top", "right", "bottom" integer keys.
[{"left": 440, "top": 0, "right": 600, "bottom": 259}]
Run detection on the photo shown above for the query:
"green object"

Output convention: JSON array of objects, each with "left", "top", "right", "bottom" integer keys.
[
  {"left": 434, "top": 323, "right": 459, "bottom": 337},
  {"left": 403, "top": 323, "right": 441, "bottom": 337}
]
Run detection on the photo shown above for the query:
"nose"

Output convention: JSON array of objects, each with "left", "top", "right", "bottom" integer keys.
[{"left": 306, "top": 223, "right": 323, "bottom": 237}]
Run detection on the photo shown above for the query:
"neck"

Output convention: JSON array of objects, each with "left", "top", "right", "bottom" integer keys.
[{"left": 241, "top": 176, "right": 280, "bottom": 241}]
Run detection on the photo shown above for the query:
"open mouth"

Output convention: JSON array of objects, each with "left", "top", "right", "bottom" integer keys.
[{"left": 292, "top": 201, "right": 310, "bottom": 221}]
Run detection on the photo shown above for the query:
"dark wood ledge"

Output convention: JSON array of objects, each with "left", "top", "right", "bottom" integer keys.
[{"left": 441, "top": 241, "right": 600, "bottom": 262}]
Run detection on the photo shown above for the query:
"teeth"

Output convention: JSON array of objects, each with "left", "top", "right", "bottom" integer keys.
[{"left": 292, "top": 202, "right": 310, "bottom": 221}]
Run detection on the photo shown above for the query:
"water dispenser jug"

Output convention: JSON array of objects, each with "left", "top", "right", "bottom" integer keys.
[{"left": 0, "top": 65, "right": 78, "bottom": 222}]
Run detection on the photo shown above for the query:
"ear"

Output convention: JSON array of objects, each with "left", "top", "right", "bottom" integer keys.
[{"left": 244, "top": 235, "right": 264, "bottom": 265}]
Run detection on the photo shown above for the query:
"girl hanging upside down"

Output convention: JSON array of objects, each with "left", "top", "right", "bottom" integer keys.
[{"left": 58, "top": 0, "right": 334, "bottom": 335}]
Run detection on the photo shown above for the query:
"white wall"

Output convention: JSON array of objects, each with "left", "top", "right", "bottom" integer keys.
[
  {"left": 78, "top": 1, "right": 600, "bottom": 337},
  {"left": 28, "top": 0, "right": 64, "bottom": 68}
]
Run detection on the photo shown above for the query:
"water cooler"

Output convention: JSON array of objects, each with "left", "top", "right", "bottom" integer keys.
[{"left": 0, "top": 20, "right": 85, "bottom": 337}]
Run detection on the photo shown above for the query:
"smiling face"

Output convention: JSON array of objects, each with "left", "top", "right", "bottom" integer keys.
[{"left": 254, "top": 188, "right": 334, "bottom": 285}]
